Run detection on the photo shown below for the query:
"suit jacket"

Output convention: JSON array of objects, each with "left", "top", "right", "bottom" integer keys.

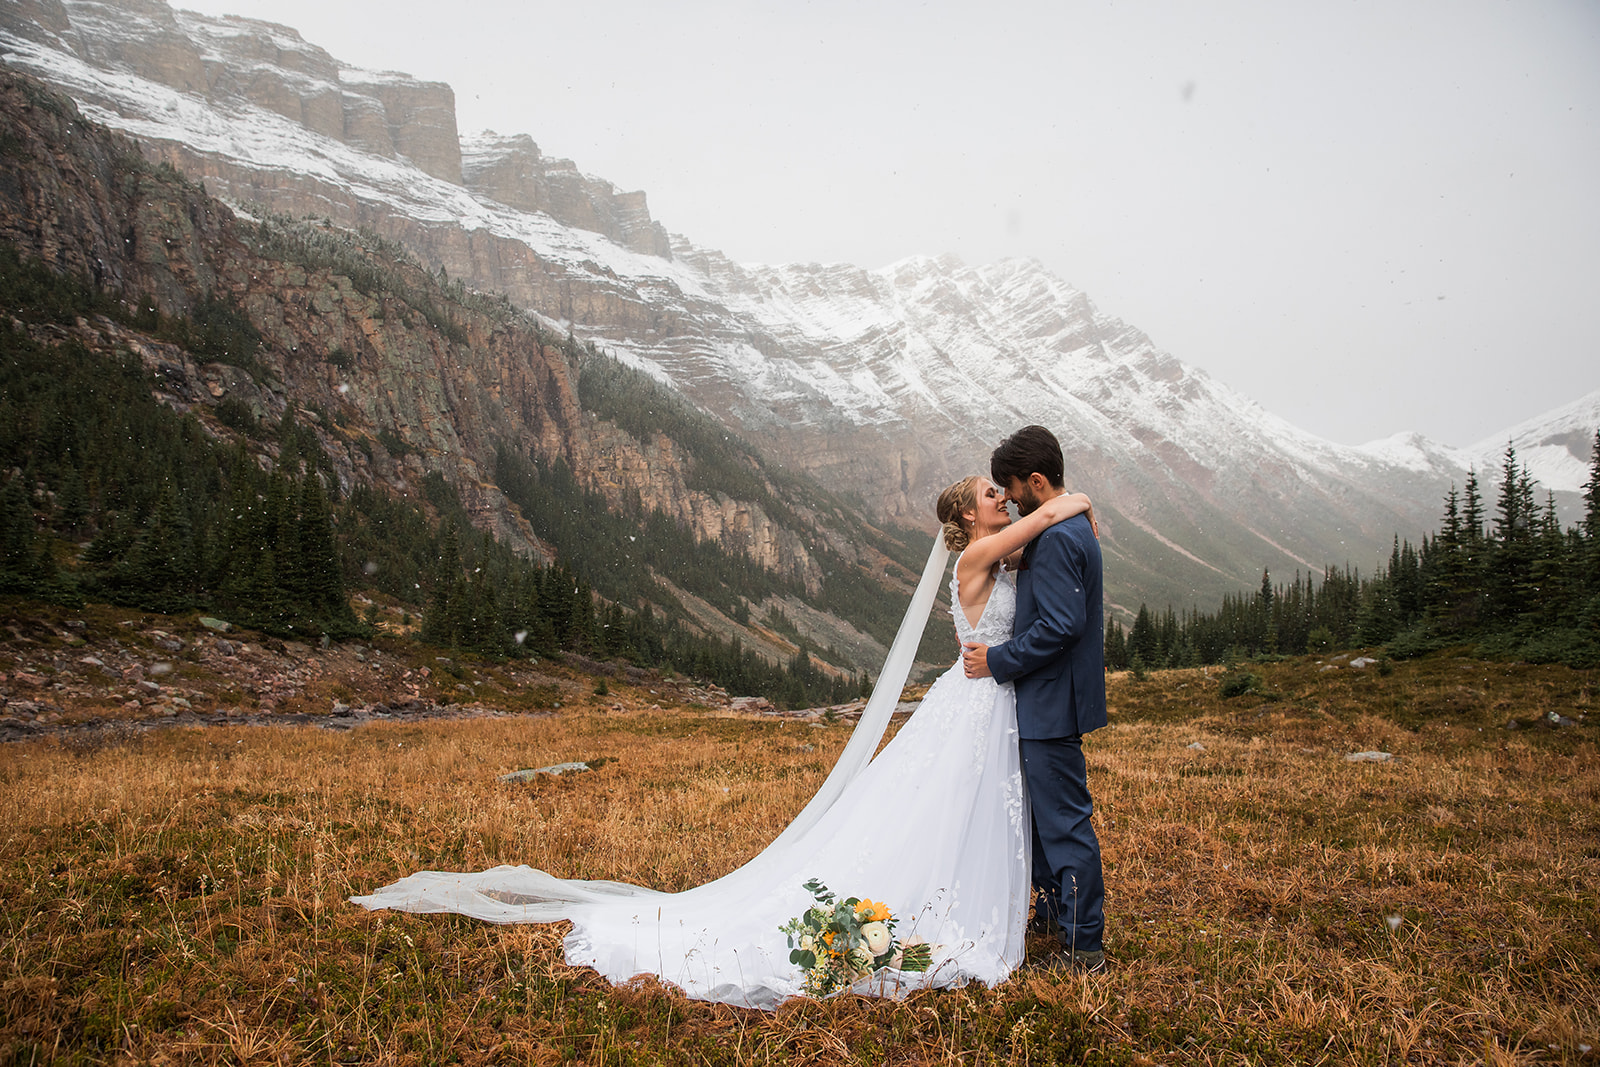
[{"left": 986, "top": 511, "right": 1106, "bottom": 740}]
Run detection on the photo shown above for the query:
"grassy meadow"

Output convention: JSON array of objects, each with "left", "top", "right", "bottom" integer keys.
[{"left": 1, "top": 654, "right": 1597, "bottom": 1065}]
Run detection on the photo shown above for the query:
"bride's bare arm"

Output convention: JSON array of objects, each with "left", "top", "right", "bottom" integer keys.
[{"left": 958, "top": 493, "right": 1093, "bottom": 582}]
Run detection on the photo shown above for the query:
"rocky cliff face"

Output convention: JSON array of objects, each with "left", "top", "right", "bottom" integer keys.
[
  {"left": 0, "top": 70, "right": 910, "bottom": 668},
  {"left": 0, "top": 67, "right": 552, "bottom": 540},
  {"left": 0, "top": 0, "right": 675, "bottom": 256},
  {"left": 461, "top": 133, "right": 671, "bottom": 258},
  {"left": 1, "top": 0, "right": 463, "bottom": 182}
]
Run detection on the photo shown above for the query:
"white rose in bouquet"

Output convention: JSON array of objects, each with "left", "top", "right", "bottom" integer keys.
[
  {"left": 860, "top": 921, "right": 892, "bottom": 957},
  {"left": 847, "top": 946, "right": 875, "bottom": 978}
]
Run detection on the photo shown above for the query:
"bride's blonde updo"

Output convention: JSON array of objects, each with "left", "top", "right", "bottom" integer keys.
[{"left": 935, "top": 475, "right": 985, "bottom": 552}]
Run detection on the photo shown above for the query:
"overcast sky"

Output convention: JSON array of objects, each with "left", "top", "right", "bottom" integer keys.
[{"left": 177, "top": 0, "right": 1600, "bottom": 449}]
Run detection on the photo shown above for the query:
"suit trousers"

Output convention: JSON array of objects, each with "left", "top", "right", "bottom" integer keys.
[{"left": 1021, "top": 735, "right": 1105, "bottom": 952}]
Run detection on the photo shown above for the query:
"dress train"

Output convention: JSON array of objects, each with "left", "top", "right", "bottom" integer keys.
[{"left": 352, "top": 539, "right": 1029, "bottom": 1008}]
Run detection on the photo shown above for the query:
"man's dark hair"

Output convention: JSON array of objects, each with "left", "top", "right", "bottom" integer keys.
[{"left": 991, "top": 425, "right": 1065, "bottom": 488}]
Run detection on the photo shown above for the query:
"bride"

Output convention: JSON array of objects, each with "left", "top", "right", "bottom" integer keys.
[{"left": 353, "top": 477, "right": 1094, "bottom": 1008}]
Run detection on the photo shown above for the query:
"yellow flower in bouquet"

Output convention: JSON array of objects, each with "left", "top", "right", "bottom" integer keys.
[{"left": 855, "top": 899, "right": 890, "bottom": 923}]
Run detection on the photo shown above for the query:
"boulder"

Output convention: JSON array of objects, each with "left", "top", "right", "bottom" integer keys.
[{"left": 498, "top": 762, "right": 590, "bottom": 782}]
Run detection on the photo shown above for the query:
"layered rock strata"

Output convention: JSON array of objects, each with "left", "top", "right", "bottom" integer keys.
[{"left": 0, "top": 72, "right": 899, "bottom": 665}]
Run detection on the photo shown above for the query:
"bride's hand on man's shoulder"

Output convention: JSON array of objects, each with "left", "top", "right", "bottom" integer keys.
[
  {"left": 1066, "top": 493, "right": 1099, "bottom": 538},
  {"left": 1043, "top": 492, "right": 1091, "bottom": 522}
]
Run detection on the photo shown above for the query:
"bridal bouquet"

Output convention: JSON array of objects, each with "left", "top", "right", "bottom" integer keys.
[{"left": 779, "top": 878, "right": 932, "bottom": 997}]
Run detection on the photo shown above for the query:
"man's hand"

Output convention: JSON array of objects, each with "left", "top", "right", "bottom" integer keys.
[{"left": 962, "top": 642, "right": 992, "bottom": 678}]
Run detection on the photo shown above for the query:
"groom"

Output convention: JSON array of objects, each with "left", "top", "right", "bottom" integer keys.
[{"left": 961, "top": 424, "right": 1107, "bottom": 973}]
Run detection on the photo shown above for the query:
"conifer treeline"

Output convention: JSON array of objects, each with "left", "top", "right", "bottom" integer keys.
[
  {"left": 1107, "top": 438, "right": 1600, "bottom": 670},
  {"left": 0, "top": 300, "right": 357, "bottom": 636},
  {"left": 399, "top": 474, "right": 870, "bottom": 707}
]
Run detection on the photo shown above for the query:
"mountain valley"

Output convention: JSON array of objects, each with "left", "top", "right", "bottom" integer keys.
[{"left": 2, "top": 0, "right": 1596, "bottom": 639}]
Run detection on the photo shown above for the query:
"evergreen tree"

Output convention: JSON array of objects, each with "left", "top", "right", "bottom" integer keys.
[
  {"left": 460, "top": 568, "right": 504, "bottom": 654},
  {"left": 1584, "top": 429, "right": 1600, "bottom": 596},
  {"left": 1158, "top": 607, "right": 1179, "bottom": 665},
  {"left": 1428, "top": 485, "right": 1475, "bottom": 630},
  {"left": 0, "top": 476, "right": 49, "bottom": 594},
  {"left": 54, "top": 466, "right": 89, "bottom": 537},
  {"left": 1355, "top": 573, "right": 1400, "bottom": 645},
  {"left": 246, "top": 548, "right": 291, "bottom": 631},
  {"left": 264, "top": 473, "right": 304, "bottom": 605},
  {"left": 1486, "top": 445, "right": 1536, "bottom": 624},
  {"left": 1129, "top": 604, "right": 1159, "bottom": 667},
  {"left": 114, "top": 483, "right": 196, "bottom": 613},
  {"left": 1393, "top": 538, "right": 1423, "bottom": 623},
  {"left": 1103, "top": 617, "right": 1128, "bottom": 670},
  {"left": 422, "top": 526, "right": 465, "bottom": 646},
  {"left": 296, "top": 475, "right": 344, "bottom": 614},
  {"left": 1460, "top": 467, "right": 1487, "bottom": 615},
  {"left": 1530, "top": 491, "right": 1569, "bottom": 623}
]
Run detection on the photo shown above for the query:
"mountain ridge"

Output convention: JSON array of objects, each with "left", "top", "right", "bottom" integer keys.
[
  {"left": 0, "top": 67, "right": 938, "bottom": 684},
  {"left": 2, "top": 0, "right": 1590, "bottom": 619}
]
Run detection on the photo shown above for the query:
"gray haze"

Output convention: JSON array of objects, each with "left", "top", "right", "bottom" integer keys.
[{"left": 178, "top": 0, "right": 1600, "bottom": 450}]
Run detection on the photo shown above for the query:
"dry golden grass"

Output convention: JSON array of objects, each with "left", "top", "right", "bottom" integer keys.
[{"left": 1, "top": 655, "right": 1597, "bottom": 1065}]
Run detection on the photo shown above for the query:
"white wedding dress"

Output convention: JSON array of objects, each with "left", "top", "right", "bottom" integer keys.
[{"left": 352, "top": 542, "right": 1030, "bottom": 1008}]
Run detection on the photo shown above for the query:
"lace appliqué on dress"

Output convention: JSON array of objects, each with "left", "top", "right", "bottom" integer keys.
[
  {"left": 951, "top": 558, "right": 1017, "bottom": 648},
  {"left": 951, "top": 558, "right": 1028, "bottom": 864}
]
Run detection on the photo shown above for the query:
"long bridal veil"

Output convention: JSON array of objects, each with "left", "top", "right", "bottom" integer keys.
[{"left": 350, "top": 536, "right": 953, "bottom": 926}]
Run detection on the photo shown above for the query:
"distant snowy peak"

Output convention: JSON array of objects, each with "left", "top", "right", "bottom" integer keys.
[
  {"left": 707, "top": 249, "right": 1376, "bottom": 481},
  {"left": 1354, "top": 431, "right": 1470, "bottom": 476},
  {"left": 1468, "top": 387, "right": 1600, "bottom": 493},
  {"left": 1355, "top": 389, "right": 1599, "bottom": 496}
]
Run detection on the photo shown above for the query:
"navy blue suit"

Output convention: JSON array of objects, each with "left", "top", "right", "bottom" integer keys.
[{"left": 986, "top": 511, "right": 1106, "bottom": 951}]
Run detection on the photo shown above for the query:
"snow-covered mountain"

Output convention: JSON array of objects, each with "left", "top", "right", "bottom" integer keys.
[
  {"left": 1466, "top": 389, "right": 1600, "bottom": 495},
  {"left": 3, "top": 0, "right": 1589, "bottom": 614}
]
